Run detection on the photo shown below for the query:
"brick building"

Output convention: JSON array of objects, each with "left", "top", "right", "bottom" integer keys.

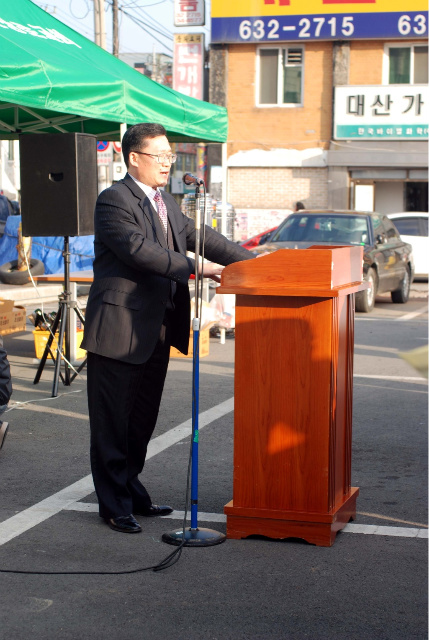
[{"left": 208, "top": 1, "right": 428, "bottom": 240}]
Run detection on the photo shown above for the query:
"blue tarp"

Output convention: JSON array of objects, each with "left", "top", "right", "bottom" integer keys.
[{"left": 0, "top": 215, "right": 94, "bottom": 274}]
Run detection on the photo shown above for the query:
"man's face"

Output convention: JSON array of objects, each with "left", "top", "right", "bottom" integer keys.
[{"left": 128, "top": 135, "right": 172, "bottom": 188}]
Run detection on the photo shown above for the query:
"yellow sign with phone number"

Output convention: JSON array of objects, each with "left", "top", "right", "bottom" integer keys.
[{"left": 211, "top": 0, "right": 427, "bottom": 17}]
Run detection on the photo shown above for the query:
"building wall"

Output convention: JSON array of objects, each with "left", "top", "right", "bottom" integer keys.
[
  {"left": 349, "top": 39, "right": 424, "bottom": 85},
  {"left": 226, "top": 42, "right": 333, "bottom": 157},
  {"left": 228, "top": 166, "right": 329, "bottom": 210},
  {"left": 349, "top": 41, "right": 385, "bottom": 84},
  {"left": 220, "top": 36, "right": 427, "bottom": 231}
]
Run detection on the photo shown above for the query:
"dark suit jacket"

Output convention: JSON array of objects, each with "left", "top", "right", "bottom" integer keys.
[{"left": 81, "top": 174, "right": 253, "bottom": 364}]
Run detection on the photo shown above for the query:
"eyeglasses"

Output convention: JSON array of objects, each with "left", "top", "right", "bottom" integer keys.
[{"left": 132, "top": 150, "right": 177, "bottom": 164}]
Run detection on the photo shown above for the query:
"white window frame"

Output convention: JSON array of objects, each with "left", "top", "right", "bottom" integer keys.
[
  {"left": 382, "top": 42, "right": 428, "bottom": 85},
  {"left": 256, "top": 45, "right": 304, "bottom": 108}
]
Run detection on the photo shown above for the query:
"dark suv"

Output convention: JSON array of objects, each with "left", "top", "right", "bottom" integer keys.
[{"left": 253, "top": 210, "right": 415, "bottom": 312}]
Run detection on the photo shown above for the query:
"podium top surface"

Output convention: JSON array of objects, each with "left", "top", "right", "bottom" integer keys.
[
  {"left": 34, "top": 270, "right": 94, "bottom": 283},
  {"left": 218, "top": 246, "right": 366, "bottom": 297}
]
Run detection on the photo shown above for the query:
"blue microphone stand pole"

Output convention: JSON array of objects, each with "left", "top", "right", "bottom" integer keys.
[{"left": 162, "top": 182, "right": 226, "bottom": 547}]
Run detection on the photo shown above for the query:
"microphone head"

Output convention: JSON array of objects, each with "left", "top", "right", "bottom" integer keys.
[{"left": 183, "top": 173, "right": 204, "bottom": 186}]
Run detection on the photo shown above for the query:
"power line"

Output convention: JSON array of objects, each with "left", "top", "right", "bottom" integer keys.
[
  {"left": 108, "top": 1, "right": 174, "bottom": 53},
  {"left": 35, "top": 2, "right": 95, "bottom": 40},
  {"left": 68, "top": 0, "right": 91, "bottom": 19},
  {"left": 131, "top": 5, "right": 173, "bottom": 39}
]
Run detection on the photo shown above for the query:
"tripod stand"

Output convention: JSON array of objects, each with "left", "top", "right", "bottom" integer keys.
[{"left": 33, "top": 236, "right": 87, "bottom": 397}]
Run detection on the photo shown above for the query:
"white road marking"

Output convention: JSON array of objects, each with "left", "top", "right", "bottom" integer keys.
[
  {"left": 0, "top": 398, "right": 234, "bottom": 546},
  {"left": 354, "top": 344, "right": 399, "bottom": 354},
  {"left": 356, "top": 315, "right": 426, "bottom": 322},
  {"left": 353, "top": 374, "right": 427, "bottom": 383},
  {"left": 0, "top": 476, "right": 95, "bottom": 546},
  {"left": 0, "top": 391, "right": 426, "bottom": 546},
  {"left": 342, "top": 524, "right": 428, "bottom": 538},
  {"left": 395, "top": 305, "right": 428, "bottom": 321},
  {"left": 355, "top": 382, "right": 427, "bottom": 394},
  {"left": 7, "top": 404, "right": 89, "bottom": 420},
  {"left": 147, "top": 397, "right": 233, "bottom": 459},
  {"left": 64, "top": 504, "right": 428, "bottom": 538}
]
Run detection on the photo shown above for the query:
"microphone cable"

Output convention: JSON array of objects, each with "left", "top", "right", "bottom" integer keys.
[{"left": 0, "top": 184, "right": 212, "bottom": 577}]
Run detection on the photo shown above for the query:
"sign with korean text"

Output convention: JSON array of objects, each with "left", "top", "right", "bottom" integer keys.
[
  {"left": 173, "top": 34, "right": 204, "bottom": 100},
  {"left": 97, "top": 141, "right": 113, "bottom": 165},
  {"left": 334, "top": 85, "right": 428, "bottom": 139},
  {"left": 174, "top": 0, "right": 205, "bottom": 27},
  {"left": 211, "top": 0, "right": 427, "bottom": 42}
]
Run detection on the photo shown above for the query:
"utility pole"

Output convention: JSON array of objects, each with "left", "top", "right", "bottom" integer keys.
[
  {"left": 93, "top": 0, "right": 106, "bottom": 50},
  {"left": 112, "top": 0, "right": 119, "bottom": 56}
]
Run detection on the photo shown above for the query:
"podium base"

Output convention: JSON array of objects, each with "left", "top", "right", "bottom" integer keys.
[
  {"left": 224, "top": 487, "right": 359, "bottom": 547},
  {"left": 162, "top": 527, "right": 227, "bottom": 547}
]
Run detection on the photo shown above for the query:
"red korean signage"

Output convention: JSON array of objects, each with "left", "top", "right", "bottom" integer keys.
[
  {"left": 174, "top": 0, "right": 205, "bottom": 26},
  {"left": 173, "top": 34, "right": 204, "bottom": 101}
]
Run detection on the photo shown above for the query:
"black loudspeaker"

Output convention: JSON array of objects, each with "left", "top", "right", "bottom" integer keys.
[{"left": 19, "top": 133, "right": 98, "bottom": 237}]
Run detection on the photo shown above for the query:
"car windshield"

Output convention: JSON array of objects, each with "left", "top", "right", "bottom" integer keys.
[{"left": 271, "top": 214, "right": 370, "bottom": 245}]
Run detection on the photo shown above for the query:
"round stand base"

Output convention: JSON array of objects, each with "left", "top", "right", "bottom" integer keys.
[{"left": 162, "top": 527, "right": 226, "bottom": 547}]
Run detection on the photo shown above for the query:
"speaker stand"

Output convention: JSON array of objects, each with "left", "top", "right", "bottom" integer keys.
[{"left": 33, "top": 236, "right": 87, "bottom": 398}]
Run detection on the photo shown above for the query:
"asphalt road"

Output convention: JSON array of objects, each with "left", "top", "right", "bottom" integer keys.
[{"left": 0, "top": 292, "right": 427, "bottom": 640}]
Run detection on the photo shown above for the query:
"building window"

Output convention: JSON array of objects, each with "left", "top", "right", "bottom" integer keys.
[
  {"left": 388, "top": 45, "right": 428, "bottom": 84},
  {"left": 258, "top": 47, "right": 303, "bottom": 106}
]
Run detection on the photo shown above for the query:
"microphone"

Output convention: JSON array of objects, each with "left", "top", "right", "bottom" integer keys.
[{"left": 183, "top": 173, "right": 204, "bottom": 186}]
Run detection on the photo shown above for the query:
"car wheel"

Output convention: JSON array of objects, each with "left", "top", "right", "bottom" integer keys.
[
  {"left": 355, "top": 267, "right": 377, "bottom": 313},
  {"left": 391, "top": 265, "right": 411, "bottom": 304},
  {"left": 0, "top": 259, "right": 45, "bottom": 285}
]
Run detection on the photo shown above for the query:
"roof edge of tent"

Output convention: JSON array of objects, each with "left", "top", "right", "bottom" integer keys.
[{"left": 0, "top": 96, "right": 228, "bottom": 143}]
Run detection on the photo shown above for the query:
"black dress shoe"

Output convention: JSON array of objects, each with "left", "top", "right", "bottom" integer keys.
[
  {"left": 134, "top": 504, "right": 173, "bottom": 517},
  {"left": 105, "top": 514, "right": 142, "bottom": 533}
]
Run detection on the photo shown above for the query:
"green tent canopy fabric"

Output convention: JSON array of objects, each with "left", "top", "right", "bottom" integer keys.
[{"left": 0, "top": 1, "right": 228, "bottom": 142}]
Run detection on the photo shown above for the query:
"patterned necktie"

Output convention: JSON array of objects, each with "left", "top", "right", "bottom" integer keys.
[{"left": 154, "top": 190, "right": 168, "bottom": 236}]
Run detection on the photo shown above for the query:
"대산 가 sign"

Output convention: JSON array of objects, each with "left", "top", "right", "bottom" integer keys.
[
  {"left": 211, "top": 0, "right": 427, "bottom": 43},
  {"left": 334, "top": 85, "right": 428, "bottom": 140}
]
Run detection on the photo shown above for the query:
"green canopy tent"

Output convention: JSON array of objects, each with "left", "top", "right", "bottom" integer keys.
[{"left": 0, "top": 0, "right": 228, "bottom": 142}]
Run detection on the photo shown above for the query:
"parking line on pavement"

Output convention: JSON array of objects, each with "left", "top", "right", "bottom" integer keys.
[
  {"left": 63, "top": 503, "right": 428, "bottom": 539},
  {"left": 9, "top": 404, "right": 89, "bottom": 420},
  {"left": 356, "top": 316, "right": 426, "bottom": 323},
  {"left": 0, "top": 394, "right": 426, "bottom": 546},
  {"left": 0, "top": 398, "right": 234, "bottom": 547},
  {"left": 353, "top": 374, "right": 427, "bottom": 383},
  {"left": 395, "top": 305, "right": 428, "bottom": 322}
]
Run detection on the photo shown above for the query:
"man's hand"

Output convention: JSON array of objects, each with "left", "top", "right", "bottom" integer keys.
[{"left": 198, "top": 262, "right": 225, "bottom": 283}]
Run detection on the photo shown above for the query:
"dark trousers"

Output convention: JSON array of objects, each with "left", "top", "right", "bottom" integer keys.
[{"left": 87, "top": 328, "right": 171, "bottom": 519}]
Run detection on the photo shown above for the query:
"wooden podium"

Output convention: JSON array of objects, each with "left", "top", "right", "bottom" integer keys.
[{"left": 218, "top": 246, "right": 366, "bottom": 547}]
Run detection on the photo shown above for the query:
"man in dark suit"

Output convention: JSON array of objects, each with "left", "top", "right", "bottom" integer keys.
[{"left": 82, "top": 123, "right": 253, "bottom": 533}]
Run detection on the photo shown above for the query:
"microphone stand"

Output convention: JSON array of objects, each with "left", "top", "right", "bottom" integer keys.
[{"left": 162, "top": 182, "right": 226, "bottom": 547}]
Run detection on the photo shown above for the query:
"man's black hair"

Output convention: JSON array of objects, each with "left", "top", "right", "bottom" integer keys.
[
  {"left": 295, "top": 201, "right": 305, "bottom": 211},
  {"left": 122, "top": 123, "right": 167, "bottom": 167}
]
